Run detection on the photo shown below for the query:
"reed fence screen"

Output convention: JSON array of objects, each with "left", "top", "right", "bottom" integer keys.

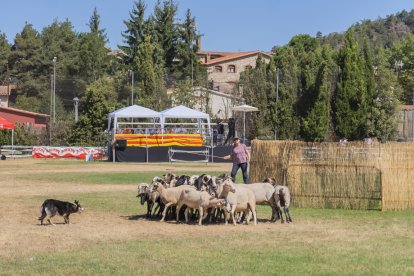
[{"left": 250, "top": 140, "right": 414, "bottom": 211}]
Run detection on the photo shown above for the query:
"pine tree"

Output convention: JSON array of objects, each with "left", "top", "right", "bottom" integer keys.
[
  {"left": 70, "top": 82, "right": 109, "bottom": 146},
  {"left": 390, "top": 34, "right": 414, "bottom": 104},
  {"left": 362, "top": 38, "right": 376, "bottom": 138},
  {"left": 88, "top": 7, "right": 108, "bottom": 41},
  {"left": 174, "top": 9, "right": 199, "bottom": 81},
  {"left": 120, "top": 0, "right": 147, "bottom": 65},
  {"left": 242, "top": 56, "right": 271, "bottom": 139},
  {"left": 154, "top": 0, "right": 178, "bottom": 71},
  {"left": 41, "top": 20, "right": 79, "bottom": 77},
  {"left": 9, "top": 24, "right": 45, "bottom": 112},
  {"left": 302, "top": 61, "right": 332, "bottom": 141},
  {"left": 0, "top": 32, "right": 11, "bottom": 84},
  {"left": 368, "top": 47, "right": 400, "bottom": 141},
  {"left": 40, "top": 20, "right": 80, "bottom": 117},
  {"left": 78, "top": 8, "right": 109, "bottom": 81},
  {"left": 273, "top": 46, "right": 300, "bottom": 139},
  {"left": 135, "top": 35, "right": 166, "bottom": 109},
  {"left": 335, "top": 28, "right": 368, "bottom": 140}
]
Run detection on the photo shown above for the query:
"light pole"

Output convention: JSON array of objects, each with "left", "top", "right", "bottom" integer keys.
[
  {"left": 275, "top": 68, "right": 279, "bottom": 140},
  {"left": 52, "top": 57, "right": 57, "bottom": 123},
  {"left": 190, "top": 20, "right": 196, "bottom": 89},
  {"left": 73, "top": 97, "right": 79, "bottom": 122},
  {"left": 130, "top": 70, "right": 134, "bottom": 105}
]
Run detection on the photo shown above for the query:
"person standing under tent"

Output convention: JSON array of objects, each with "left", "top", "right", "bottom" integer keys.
[
  {"left": 217, "top": 119, "right": 225, "bottom": 145},
  {"left": 224, "top": 117, "right": 235, "bottom": 145},
  {"left": 223, "top": 137, "right": 250, "bottom": 184}
]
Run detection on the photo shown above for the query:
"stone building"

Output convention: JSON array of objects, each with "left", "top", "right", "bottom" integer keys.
[
  {"left": 0, "top": 84, "right": 16, "bottom": 107},
  {"left": 193, "top": 87, "right": 241, "bottom": 120},
  {"left": 197, "top": 50, "right": 272, "bottom": 94}
]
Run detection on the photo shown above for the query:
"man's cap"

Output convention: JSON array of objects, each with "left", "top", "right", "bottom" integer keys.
[{"left": 233, "top": 137, "right": 240, "bottom": 141}]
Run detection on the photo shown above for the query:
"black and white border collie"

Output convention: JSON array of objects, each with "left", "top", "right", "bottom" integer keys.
[{"left": 38, "top": 199, "right": 84, "bottom": 225}]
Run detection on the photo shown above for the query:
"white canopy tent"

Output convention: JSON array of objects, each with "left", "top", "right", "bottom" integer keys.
[
  {"left": 232, "top": 104, "right": 259, "bottom": 142},
  {"left": 107, "top": 105, "right": 213, "bottom": 162},
  {"left": 161, "top": 105, "right": 212, "bottom": 163},
  {"left": 107, "top": 104, "right": 162, "bottom": 131},
  {"left": 160, "top": 105, "right": 211, "bottom": 135},
  {"left": 107, "top": 105, "right": 162, "bottom": 163}
]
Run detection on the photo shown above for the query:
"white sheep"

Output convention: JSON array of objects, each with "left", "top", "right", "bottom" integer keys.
[
  {"left": 215, "top": 177, "right": 257, "bottom": 226},
  {"left": 243, "top": 182, "right": 279, "bottom": 222},
  {"left": 152, "top": 182, "right": 195, "bottom": 221},
  {"left": 176, "top": 190, "right": 226, "bottom": 225}
]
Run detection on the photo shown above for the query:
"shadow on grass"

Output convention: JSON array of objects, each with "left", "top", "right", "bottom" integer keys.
[
  {"left": 121, "top": 214, "right": 280, "bottom": 226},
  {"left": 36, "top": 221, "right": 72, "bottom": 226}
]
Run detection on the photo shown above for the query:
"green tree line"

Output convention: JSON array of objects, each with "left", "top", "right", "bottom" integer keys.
[
  {"left": 1, "top": 3, "right": 414, "bottom": 145},
  {"left": 0, "top": 0, "right": 202, "bottom": 146},
  {"left": 242, "top": 24, "right": 414, "bottom": 142}
]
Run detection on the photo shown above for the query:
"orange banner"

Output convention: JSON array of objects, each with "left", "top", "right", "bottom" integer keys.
[{"left": 114, "top": 133, "right": 203, "bottom": 147}]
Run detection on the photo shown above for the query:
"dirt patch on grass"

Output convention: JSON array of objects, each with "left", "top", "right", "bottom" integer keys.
[
  {"left": 0, "top": 158, "right": 231, "bottom": 174},
  {"left": 0, "top": 158, "right": 392, "bottom": 261},
  {"left": 0, "top": 159, "right": 242, "bottom": 259}
]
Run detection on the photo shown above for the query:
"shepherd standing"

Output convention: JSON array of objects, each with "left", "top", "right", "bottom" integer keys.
[{"left": 224, "top": 137, "right": 250, "bottom": 184}]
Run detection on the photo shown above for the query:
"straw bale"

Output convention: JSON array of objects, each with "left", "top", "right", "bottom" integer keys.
[{"left": 250, "top": 140, "right": 414, "bottom": 211}]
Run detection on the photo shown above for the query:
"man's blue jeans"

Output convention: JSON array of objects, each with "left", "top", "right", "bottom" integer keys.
[{"left": 231, "top": 162, "right": 249, "bottom": 184}]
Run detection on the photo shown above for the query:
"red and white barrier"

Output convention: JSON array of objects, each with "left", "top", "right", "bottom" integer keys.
[{"left": 32, "top": 146, "right": 105, "bottom": 160}]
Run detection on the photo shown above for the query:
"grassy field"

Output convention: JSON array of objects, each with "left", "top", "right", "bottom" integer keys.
[{"left": 1, "top": 159, "right": 414, "bottom": 275}]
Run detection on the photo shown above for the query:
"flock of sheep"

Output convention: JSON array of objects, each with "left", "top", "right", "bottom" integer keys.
[{"left": 137, "top": 173, "right": 292, "bottom": 226}]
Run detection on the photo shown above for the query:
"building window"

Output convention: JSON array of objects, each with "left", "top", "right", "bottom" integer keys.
[
  {"left": 214, "top": 66, "right": 222, "bottom": 73},
  {"left": 227, "top": 65, "right": 236, "bottom": 73},
  {"left": 244, "top": 65, "right": 252, "bottom": 71}
]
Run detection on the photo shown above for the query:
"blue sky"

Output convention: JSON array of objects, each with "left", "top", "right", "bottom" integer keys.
[{"left": 0, "top": 0, "right": 413, "bottom": 52}]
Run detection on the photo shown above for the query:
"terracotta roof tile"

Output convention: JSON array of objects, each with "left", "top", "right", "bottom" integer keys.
[
  {"left": 400, "top": 105, "right": 414, "bottom": 111},
  {"left": 197, "top": 51, "right": 237, "bottom": 57},
  {"left": 0, "top": 106, "right": 49, "bottom": 117},
  {"left": 200, "top": 51, "right": 272, "bottom": 66},
  {"left": 0, "top": 86, "right": 9, "bottom": 95},
  {"left": 0, "top": 84, "right": 16, "bottom": 95}
]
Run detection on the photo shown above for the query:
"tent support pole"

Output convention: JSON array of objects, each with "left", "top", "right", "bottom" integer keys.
[{"left": 12, "top": 129, "right": 14, "bottom": 159}]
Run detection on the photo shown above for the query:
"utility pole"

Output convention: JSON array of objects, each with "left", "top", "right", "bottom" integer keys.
[
  {"left": 52, "top": 57, "right": 57, "bottom": 123},
  {"left": 190, "top": 19, "right": 196, "bottom": 89},
  {"left": 50, "top": 74, "right": 53, "bottom": 145},
  {"left": 131, "top": 70, "right": 134, "bottom": 105},
  {"left": 275, "top": 68, "right": 279, "bottom": 140}
]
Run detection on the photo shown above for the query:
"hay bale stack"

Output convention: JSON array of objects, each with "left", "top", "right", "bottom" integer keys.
[
  {"left": 250, "top": 140, "right": 388, "bottom": 210},
  {"left": 380, "top": 143, "right": 414, "bottom": 211}
]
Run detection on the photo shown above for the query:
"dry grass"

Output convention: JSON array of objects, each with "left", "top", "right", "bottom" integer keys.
[{"left": 1, "top": 158, "right": 414, "bottom": 275}]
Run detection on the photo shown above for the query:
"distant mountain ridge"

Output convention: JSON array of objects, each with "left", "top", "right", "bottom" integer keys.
[{"left": 319, "top": 9, "right": 414, "bottom": 49}]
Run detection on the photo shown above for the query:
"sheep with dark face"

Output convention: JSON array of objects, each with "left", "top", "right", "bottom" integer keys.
[
  {"left": 162, "top": 173, "right": 178, "bottom": 187},
  {"left": 136, "top": 183, "right": 151, "bottom": 218},
  {"left": 195, "top": 174, "right": 213, "bottom": 191},
  {"left": 274, "top": 185, "right": 292, "bottom": 223},
  {"left": 172, "top": 174, "right": 200, "bottom": 187},
  {"left": 263, "top": 178, "right": 292, "bottom": 223},
  {"left": 148, "top": 183, "right": 164, "bottom": 219},
  {"left": 175, "top": 175, "right": 190, "bottom": 187}
]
